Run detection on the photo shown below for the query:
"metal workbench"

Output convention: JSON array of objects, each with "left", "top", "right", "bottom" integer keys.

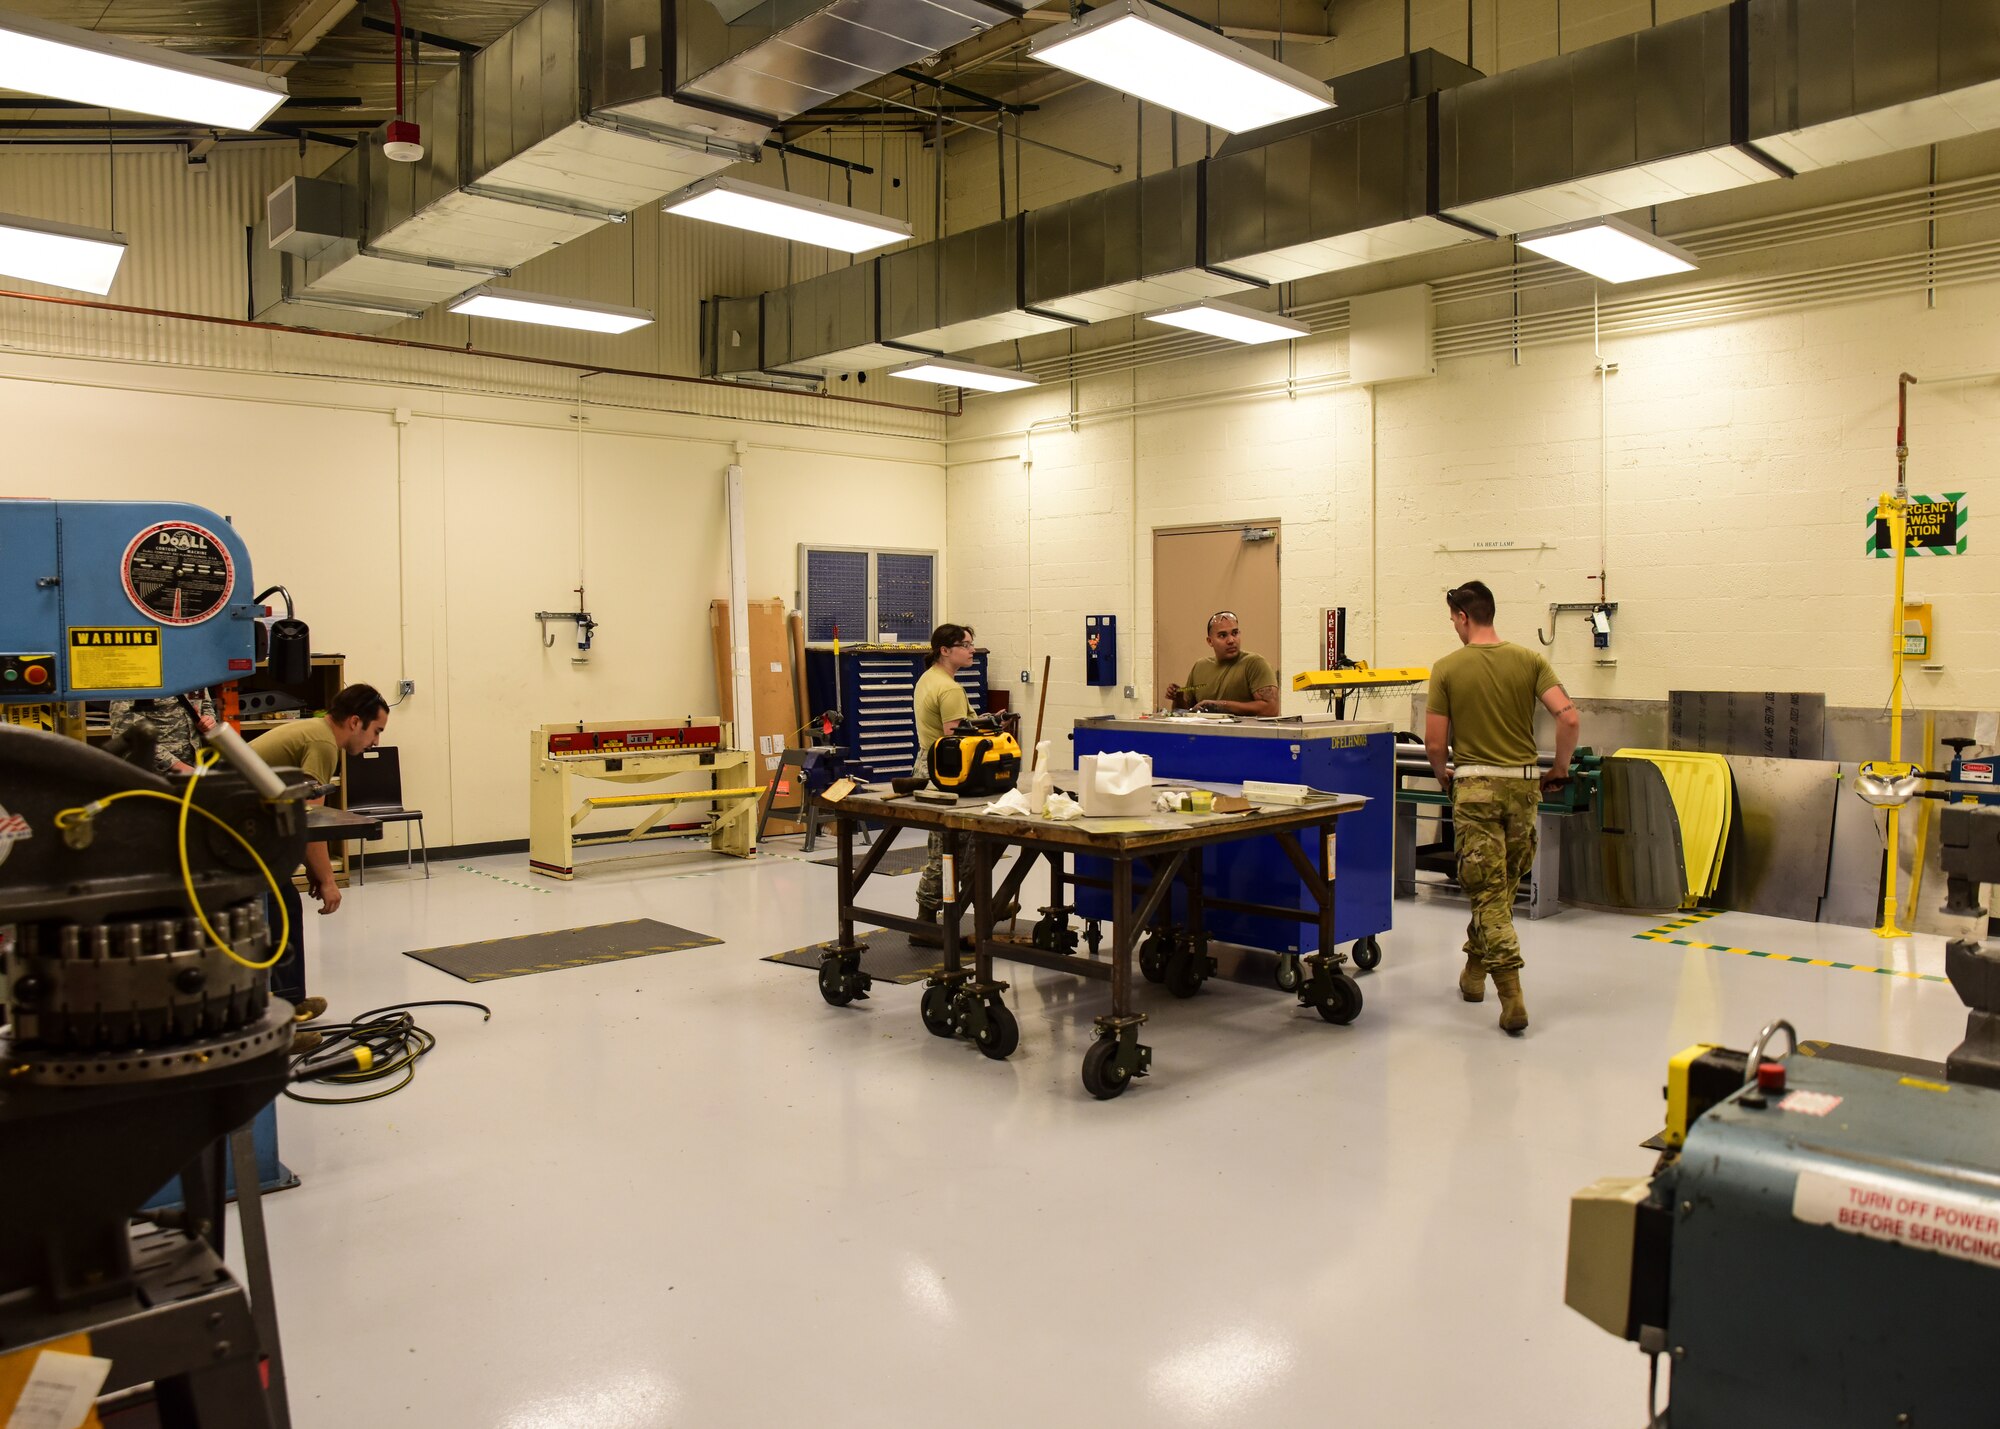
[{"left": 811, "top": 781, "right": 1369, "bottom": 1099}]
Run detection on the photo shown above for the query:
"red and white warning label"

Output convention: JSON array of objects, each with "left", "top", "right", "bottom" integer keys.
[
  {"left": 1963, "top": 761, "right": 1994, "bottom": 784},
  {"left": 1794, "top": 1168, "right": 2000, "bottom": 1270}
]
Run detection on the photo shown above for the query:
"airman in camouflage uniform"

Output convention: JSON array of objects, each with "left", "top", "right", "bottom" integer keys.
[
  {"left": 1425, "top": 581, "right": 1582, "bottom": 1034},
  {"left": 108, "top": 694, "right": 214, "bottom": 775}
]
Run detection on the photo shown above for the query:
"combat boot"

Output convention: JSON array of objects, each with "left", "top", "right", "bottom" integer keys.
[
  {"left": 1458, "top": 953, "right": 1486, "bottom": 1002},
  {"left": 1492, "top": 968, "right": 1529, "bottom": 1034}
]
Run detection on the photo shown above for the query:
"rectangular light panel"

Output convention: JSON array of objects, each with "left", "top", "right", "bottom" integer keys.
[
  {"left": 664, "top": 176, "right": 913, "bottom": 255},
  {"left": 448, "top": 286, "right": 653, "bottom": 334},
  {"left": 1518, "top": 216, "right": 1696, "bottom": 284},
  {"left": 887, "top": 358, "right": 1038, "bottom": 393},
  {"left": 0, "top": 211, "right": 126, "bottom": 295},
  {"left": 1146, "top": 298, "right": 1310, "bottom": 345},
  {"left": 1029, "top": 0, "right": 1333, "bottom": 134},
  {"left": 0, "top": 10, "right": 287, "bottom": 130}
]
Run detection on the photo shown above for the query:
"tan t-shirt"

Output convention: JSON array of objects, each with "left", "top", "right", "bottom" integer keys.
[
  {"left": 1183, "top": 651, "right": 1278, "bottom": 707},
  {"left": 915, "top": 664, "right": 973, "bottom": 751},
  {"left": 247, "top": 716, "right": 341, "bottom": 786},
  {"left": 1426, "top": 642, "right": 1561, "bottom": 768}
]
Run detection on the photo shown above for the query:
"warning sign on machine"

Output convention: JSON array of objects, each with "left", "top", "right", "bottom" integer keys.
[
  {"left": 67, "top": 626, "right": 162, "bottom": 690},
  {"left": 1794, "top": 1167, "right": 2000, "bottom": 1271}
]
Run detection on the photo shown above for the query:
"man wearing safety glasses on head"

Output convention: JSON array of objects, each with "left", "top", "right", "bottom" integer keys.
[{"left": 1166, "top": 612, "right": 1279, "bottom": 717}]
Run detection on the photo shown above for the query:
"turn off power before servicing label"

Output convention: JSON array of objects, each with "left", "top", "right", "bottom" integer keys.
[{"left": 1794, "top": 1167, "right": 2000, "bottom": 1270}]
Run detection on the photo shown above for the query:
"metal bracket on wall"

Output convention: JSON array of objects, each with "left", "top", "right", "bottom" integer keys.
[{"left": 1538, "top": 601, "right": 1617, "bottom": 647}]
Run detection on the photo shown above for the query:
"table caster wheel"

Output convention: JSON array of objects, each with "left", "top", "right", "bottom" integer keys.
[
  {"left": 1352, "top": 935, "right": 1382, "bottom": 972},
  {"left": 1315, "top": 972, "right": 1364, "bottom": 1025},
  {"left": 1081, "top": 1037, "right": 1132, "bottom": 1099},
  {"left": 974, "top": 999, "right": 1019, "bottom": 1060},
  {"left": 1139, "top": 929, "right": 1171, "bottom": 983},
  {"left": 1032, "top": 911, "right": 1062, "bottom": 951},
  {"left": 1084, "top": 920, "right": 1103, "bottom": 956},
  {"left": 920, "top": 983, "right": 956, "bottom": 1038},
  {"left": 1164, "top": 937, "right": 1210, "bottom": 999},
  {"left": 818, "top": 955, "right": 870, "bottom": 1007},
  {"left": 1274, "top": 953, "right": 1303, "bottom": 992}
]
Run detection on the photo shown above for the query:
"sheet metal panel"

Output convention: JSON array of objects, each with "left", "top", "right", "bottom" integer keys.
[
  {"left": 1820, "top": 761, "right": 1886, "bottom": 928},
  {"left": 1715, "top": 754, "right": 1839, "bottom": 922},
  {"left": 1668, "top": 691, "right": 1827, "bottom": 760}
]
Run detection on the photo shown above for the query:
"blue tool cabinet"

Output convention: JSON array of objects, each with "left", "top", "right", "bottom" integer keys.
[
  {"left": 806, "top": 645, "right": 988, "bottom": 781},
  {"left": 1070, "top": 718, "right": 1394, "bottom": 955}
]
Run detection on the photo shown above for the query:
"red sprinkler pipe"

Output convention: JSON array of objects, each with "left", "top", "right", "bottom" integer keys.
[{"left": 389, "top": 0, "right": 407, "bottom": 119}]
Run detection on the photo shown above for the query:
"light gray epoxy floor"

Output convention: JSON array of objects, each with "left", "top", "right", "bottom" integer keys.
[{"left": 241, "top": 840, "right": 1969, "bottom": 1428}]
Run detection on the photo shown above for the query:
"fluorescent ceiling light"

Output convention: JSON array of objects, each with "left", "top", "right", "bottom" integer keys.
[
  {"left": 1517, "top": 215, "right": 1696, "bottom": 284},
  {"left": 1029, "top": 0, "right": 1333, "bottom": 134},
  {"left": 887, "top": 358, "right": 1038, "bottom": 393},
  {"left": 663, "top": 176, "right": 912, "bottom": 255},
  {"left": 0, "top": 211, "right": 126, "bottom": 295},
  {"left": 447, "top": 286, "right": 653, "bottom": 334},
  {"left": 0, "top": 10, "right": 287, "bottom": 130},
  {"left": 1146, "top": 298, "right": 1309, "bottom": 345}
]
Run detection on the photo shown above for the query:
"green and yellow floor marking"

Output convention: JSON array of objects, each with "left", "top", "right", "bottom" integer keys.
[
  {"left": 1635, "top": 910, "right": 1948, "bottom": 984},
  {"left": 457, "top": 865, "right": 552, "bottom": 893}
]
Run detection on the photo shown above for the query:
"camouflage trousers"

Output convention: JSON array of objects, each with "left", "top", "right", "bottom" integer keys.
[
  {"left": 1452, "top": 776, "right": 1540, "bottom": 973},
  {"left": 913, "top": 745, "right": 944, "bottom": 915}
]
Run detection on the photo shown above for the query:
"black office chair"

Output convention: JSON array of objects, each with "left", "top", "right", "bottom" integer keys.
[{"left": 347, "top": 746, "right": 427, "bottom": 882}]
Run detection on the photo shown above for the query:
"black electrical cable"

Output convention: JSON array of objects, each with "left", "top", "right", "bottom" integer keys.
[{"left": 285, "top": 999, "right": 490, "bottom": 1105}]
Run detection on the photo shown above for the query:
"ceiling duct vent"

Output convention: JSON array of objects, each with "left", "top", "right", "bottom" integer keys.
[{"left": 266, "top": 176, "right": 355, "bottom": 260}]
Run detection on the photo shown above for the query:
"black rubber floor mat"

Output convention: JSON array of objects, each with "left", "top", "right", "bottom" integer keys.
[
  {"left": 809, "top": 846, "right": 931, "bottom": 876},
  {"left": 405, "top": 918, "right": 721, "bottom": 983},
  {"left": 763, "top": 930, "right": 942, "bottom": 985}
]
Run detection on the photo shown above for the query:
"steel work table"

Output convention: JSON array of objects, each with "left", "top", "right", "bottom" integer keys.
[{"left": 812, "top": 782, "right": 1368, "bottom": 1099}]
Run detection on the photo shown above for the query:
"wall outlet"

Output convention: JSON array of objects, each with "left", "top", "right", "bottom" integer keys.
[
  {"left": 398, "top": 679, "right": 416, "bottom": 697},
  {"left": 1020, "top": 669, "right": 1031, "bottom": 683}
]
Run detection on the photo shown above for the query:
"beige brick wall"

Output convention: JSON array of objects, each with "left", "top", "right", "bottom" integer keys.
[{"left": 946, "top": 281, "right": 2000, "bottom": 754}]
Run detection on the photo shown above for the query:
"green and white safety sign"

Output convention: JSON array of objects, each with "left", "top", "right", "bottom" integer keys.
[{"left": 1866, "top": 492, "right": 1968, "bottom": 557}]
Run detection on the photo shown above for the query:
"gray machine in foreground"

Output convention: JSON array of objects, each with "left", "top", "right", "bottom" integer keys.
[{"left": 1568, "top": 801, "right": 2000, "bottom": 1428}]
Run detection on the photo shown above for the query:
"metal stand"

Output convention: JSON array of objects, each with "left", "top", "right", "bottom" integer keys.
[{"left": 0, "top": 1124, "right": 290, "bottom": 1428}]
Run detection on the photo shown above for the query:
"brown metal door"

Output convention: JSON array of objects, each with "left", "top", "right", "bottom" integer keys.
[{"left": 1152, "top": 523, "right": 1281, "bottom": 706}]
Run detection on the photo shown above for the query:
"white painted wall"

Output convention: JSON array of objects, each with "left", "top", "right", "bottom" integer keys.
[
  {"left": 946, "top": 278, "right": 2000, "bottom": 757},
  {"left": 5, "top": 352, "right": 945, "bottom": 845}
]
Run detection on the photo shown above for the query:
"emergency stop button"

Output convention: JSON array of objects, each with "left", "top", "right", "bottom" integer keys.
[{"left": 23, "top": 664, "right": 48, "bottom": 686}]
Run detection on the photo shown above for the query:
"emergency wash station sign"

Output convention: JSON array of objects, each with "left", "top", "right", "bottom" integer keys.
[
  {"left": 1794, "top": 1166, "right": 2000, "bottom": 1270},
  {"left": 1867, "top": 492, "right": 1968, "bottom": 557}
]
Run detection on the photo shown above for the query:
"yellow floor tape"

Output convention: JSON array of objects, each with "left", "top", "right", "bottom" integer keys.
[{"left": 1635, "top": 909, "right": 1947, "bottom": 984}]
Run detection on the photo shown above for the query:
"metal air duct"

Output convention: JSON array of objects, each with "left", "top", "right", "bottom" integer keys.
[
  {"left": 253, "top": 0, "right": 1024, "bottom": 331},
  {"left": 1745, "top": 0, "right": 2000, "bottom": 173},
  {"left": 713, "top": 0, "right": 2000, "bottom": 376},
  {"left": 1436, "top": 8, "right": 1774, "bottom": 236}
]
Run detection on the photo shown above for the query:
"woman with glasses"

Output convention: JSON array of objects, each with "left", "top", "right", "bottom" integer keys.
[{"left": 910, "top": 624, "right": 976, "bottom": 944}]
